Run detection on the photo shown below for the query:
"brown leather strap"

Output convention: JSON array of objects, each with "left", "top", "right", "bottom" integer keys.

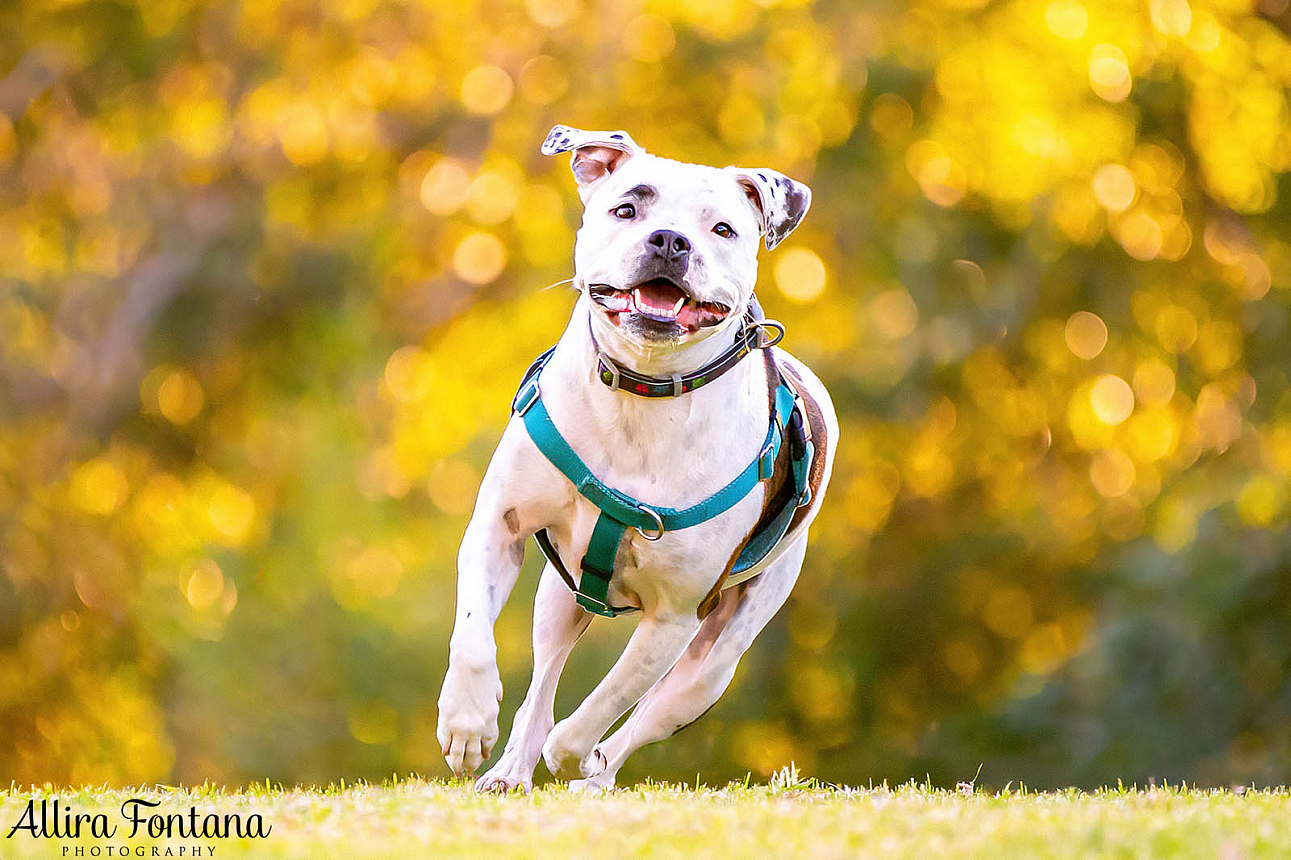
[
  {"left": 697, "top": 349, "right": 792, "bottom": 619},
  {"left": 778, "top": 362, "right": 829, "bottom": 536}
]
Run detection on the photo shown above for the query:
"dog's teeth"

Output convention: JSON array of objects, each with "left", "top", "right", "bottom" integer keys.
[{"left": 628, "top": 287, "right": 686, "bottom": 318}]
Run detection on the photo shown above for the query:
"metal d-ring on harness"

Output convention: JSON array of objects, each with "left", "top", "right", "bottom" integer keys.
[{"left": 511, "top": 311, "right": 814, "bottom": 618}]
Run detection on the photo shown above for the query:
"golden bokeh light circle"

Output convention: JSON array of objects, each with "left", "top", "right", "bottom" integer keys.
[
  {"left": 453, "top": 231, "right": 508, "bottom": 284},
  {"left": 1090, "top": 374, "right": 1135, "bottom": 425},
  {"left": 774, "top": 248, "right": 827, "bottom": 304},
  {"left": 1064, "top": 311, "right": 1108, "bottom": 360}
]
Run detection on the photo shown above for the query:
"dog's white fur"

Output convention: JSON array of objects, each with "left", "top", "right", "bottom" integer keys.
[{"left": 436, "top": 127, "right": 837, "bottom": 791}]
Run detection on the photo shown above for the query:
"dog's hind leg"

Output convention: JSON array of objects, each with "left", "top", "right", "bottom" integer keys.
[
  {"left": 542, "top": 603, "right": 704, "bottom": 780},
  {"left": 569, "top": 537, "right": 807, "bottom": 792},
  {"left": 475, "top": 562, "right": 592, "bottom": 793}
]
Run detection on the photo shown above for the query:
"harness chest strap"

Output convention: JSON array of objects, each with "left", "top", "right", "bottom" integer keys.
[{"left": 511, "top": 347, "right": 812, "bottom": 617}]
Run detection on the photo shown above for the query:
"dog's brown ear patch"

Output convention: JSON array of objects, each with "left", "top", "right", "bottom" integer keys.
[{"left": 541, "top": 125, "right": 644, "bottom": 200}]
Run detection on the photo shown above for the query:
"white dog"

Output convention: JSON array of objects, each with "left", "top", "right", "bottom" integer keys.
[{"left": 436, "top": 125, "right": 837, "bottom": 792}]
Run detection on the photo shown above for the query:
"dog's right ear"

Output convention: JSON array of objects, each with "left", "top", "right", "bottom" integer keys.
[{"left": 541, "top": 125, "right": 643, "bottom": 202}]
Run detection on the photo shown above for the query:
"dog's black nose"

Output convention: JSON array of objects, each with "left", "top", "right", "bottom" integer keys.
[{"left": 645, "top": 229, "right": 692, "bottom": 264}]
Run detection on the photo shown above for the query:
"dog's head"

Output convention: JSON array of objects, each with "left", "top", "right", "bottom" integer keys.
[{"left": 542, "top": 125, "right": 811, "bottom": 347}]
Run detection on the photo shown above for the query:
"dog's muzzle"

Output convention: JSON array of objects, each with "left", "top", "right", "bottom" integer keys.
[
  {"left": 587, "top": 276, "right": 732, "bottom": 332},
  {"left": 586, "top": 229, "right": 732, "bottom": 332}
]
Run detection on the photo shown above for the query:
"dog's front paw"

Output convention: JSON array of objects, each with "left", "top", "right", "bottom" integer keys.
[
  {"left": 542, "top": 722, "right": 607, "bottom": 780},
  {"left": 569, "top": 770, "right": 616, "bottom": 794},
  {"left": 436, "top": 659, "right": 502, "bottom": 777},
  {"left": 475, "top": 770, "right": 533, "bottom": 794},
  {"left": 474, "top": 744, "right": 540, "bottom": 794}
]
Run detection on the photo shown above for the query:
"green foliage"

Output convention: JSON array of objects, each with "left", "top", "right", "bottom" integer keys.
[{"left": 1, "top": 0, "right": 1290, "bottom": 789}]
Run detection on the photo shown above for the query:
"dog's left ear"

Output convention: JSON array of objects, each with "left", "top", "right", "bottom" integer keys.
[
  {"left": 727, "top": 167, "right": 812, "bottom": 250},
  {"left": 542, "top": 125, "right": 644, "bottom": 202}
]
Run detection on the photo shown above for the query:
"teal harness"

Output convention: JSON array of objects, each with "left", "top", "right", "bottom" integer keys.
[{"left": 511, "top": 317, "right": 814, "bottom": 617}]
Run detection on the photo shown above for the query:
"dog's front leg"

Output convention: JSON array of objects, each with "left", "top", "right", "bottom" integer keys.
[
  {"left": 437, "top": 438, "right": 535, "bottom": 777},
  {"left": 475, "top": 562, "right": 592, "bottom": 793},
  {"left": 542, "top": 609, "right": 701, "bottom": 780}
]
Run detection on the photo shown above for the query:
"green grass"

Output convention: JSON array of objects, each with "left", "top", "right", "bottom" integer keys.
[{"left": 3, "top": 770, "right": 1288, "bottom": 859}]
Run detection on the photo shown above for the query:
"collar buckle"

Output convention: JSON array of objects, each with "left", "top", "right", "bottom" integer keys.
[{"left": 513, "top": 377, "right": 541, "bottom": 416}]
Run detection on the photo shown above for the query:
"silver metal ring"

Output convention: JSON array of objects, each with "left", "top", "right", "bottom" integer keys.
[
  {"left": 634, "top": 504, "right": 665, "bottom": 541},
  {"left": 755, "top": 320, "right": 786, "bottom": 349}
]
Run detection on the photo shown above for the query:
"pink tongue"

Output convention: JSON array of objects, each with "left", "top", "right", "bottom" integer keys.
[{"left": 635, "top": 288, "right": 677, "bottom": 314}]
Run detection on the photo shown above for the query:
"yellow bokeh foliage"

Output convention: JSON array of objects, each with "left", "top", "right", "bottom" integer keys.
[{"left": 0, "top": 0, "right": 1289, "bottom": 790}]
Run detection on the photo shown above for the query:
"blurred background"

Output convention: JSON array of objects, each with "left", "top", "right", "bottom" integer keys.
[{"left": 2, "top": 0, "right": 1290, "bottom": 791}]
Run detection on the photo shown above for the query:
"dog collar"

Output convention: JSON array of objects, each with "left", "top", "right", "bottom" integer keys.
[{"left": 589, "top": 314, "right": 785, "bottom": 398}]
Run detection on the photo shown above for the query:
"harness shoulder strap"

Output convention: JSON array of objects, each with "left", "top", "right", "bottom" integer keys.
[
  {"left": 513, "top": 346, "right": 637, "bottom": 616},
  {"left": 731, "top": 368, "right": 815, "bottom": 575},
  {"left": 511, "top": 345, "right": 555, "bottom": 412}
]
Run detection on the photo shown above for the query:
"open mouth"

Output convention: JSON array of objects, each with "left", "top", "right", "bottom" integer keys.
[{"left": 587, "top": 278, "right": 732, "bottom": 332}]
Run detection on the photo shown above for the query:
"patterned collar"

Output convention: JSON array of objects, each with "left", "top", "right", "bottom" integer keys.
[{"left": 589, "top": 311, "right": 784, "bottom": 398}]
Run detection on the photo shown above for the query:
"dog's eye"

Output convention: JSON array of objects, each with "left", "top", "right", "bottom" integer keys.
[
  {"left": 712, "top": 222, "right": 735, "bottom": 238},
  {"left": 613, "top": 204, "right": 636, "bottom": 219}
]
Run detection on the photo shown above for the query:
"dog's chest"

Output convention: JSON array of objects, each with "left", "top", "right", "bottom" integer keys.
[
  {"left": 541, "top": 396, "right": 768, "bottom": 607},
  {"left": 545, "top": 488, "right": 762, "bottom": 610}
]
